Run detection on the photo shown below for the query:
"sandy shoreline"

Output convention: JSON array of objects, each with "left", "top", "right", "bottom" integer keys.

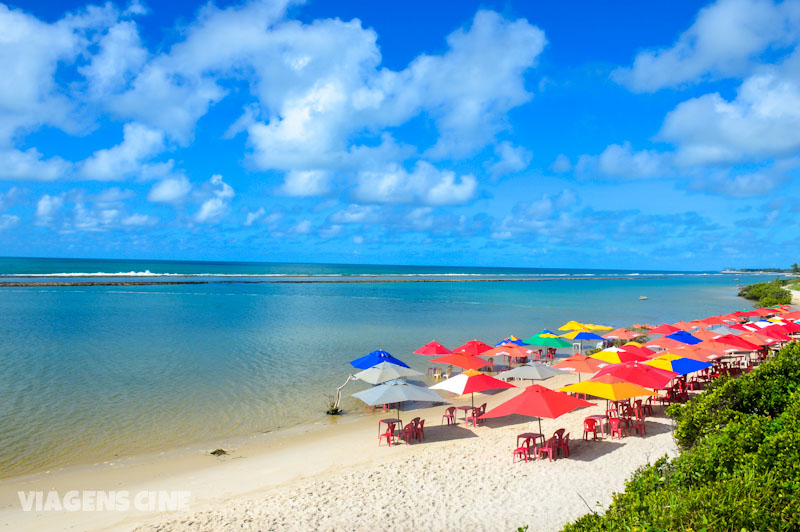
[{"left": 0, "top": 373, "right": 678, "bottom": 532}]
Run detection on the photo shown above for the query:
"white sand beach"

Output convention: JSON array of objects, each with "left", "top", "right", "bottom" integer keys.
[{"left": 0, "top": 373, "right": 678, "bottom": 532}]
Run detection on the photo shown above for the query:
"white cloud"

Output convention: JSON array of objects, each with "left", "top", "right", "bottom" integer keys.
[
  {"left": 277, "top": 170, "right": 331, "bottom": 197},
  {"left": 354, "top": 161, "right": 477, "bottom": 205},
  {"left": 576, "top": 142, "right": 669, "bottom": 180},
  {"left": 0, "top": 148, "right": 70, "bottom": 181},
  {"left": 35, "top": 194, "right": 64, "bottom": 225},
  {"left": 244, "top": 207, "right": 266, "bottom": 226},
  {"left": 292, "top": 219, "right": 312, "bottom": 234},
  {"left": 147, "top": 176, "right": 191, "bottom": 203},
  {"left": 551, "top": 154, "right": 572, "bottom": 173},
  {"left": 81, "top": 122, "right": 165, "bottom": 180},
  {"left": 329, "top": 204, "right": 383, "bottom": 224},
  {"left": 80, "top": 20, "right": 147, "bottom": 98},
  {"left": 121, "top": 213, "right": 157, "bottom": 226},
  {"left": 613, "top": 0, "right": 800, "bottom": 92},
  {"left": 194, "top": 174, "right": 234, "bottom": 223},
  {"left": 660, "top": 69, "right": 800, "bottom": 166},
  {"left": 488, "top": 141, "right": 532, "bottom": 178},
  {"left": 0, "top": 214, "right": 19, "bottom": 230}
]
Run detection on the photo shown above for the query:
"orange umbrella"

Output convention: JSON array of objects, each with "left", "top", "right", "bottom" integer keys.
[
  {"left": 643, "top": 337, "right": 686, "bottom": 351},
  {"left": 603, "top": 328, "right": 639, "bottom": 341},
  {"left": 553, "top": 354, "right": 607, "bottom": 381},
  {"left": 482, "top": 344, "right": 534, "bottom": 363}
]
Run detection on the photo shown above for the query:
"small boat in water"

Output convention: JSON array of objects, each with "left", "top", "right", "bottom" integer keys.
[{"left": 638, "top": 296, "right": 648, "bottom": 300}]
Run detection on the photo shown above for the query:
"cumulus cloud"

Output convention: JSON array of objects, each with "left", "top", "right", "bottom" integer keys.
[
  {"left": 0, "top": 148, "right": 70, "bottom": 181},
  {"left": 195, "top": 174, "right": 234, "bottom": 223},
  {"left": 576, "top": 142, "right": 670, "bottom": 180},
  {"left": 613, "top": 0, "right": 800, "bottom": 92},
  {"left": 81, "top": 122, "right": 165, "bottom": 180},
  {"left": 353, "top": 161, "right": 477, "bottom": 205},
  {"left": 659, "top": 68, "right": 800, "bottom": 166},
  {"left": 244, "top": 207, "right": 266, "bottom": 226},
  {"left": 35, "top": 194, "right": 64, "bottom": 225},
  {"left": 488, "top": 142, "right": 532, "bottom": 179},
  {"left": 121, "top": 213, "right": 157, "bottom": 226},
  {"left": 277, "top": 170, "right": 331, "bottom": 197},
  {"left": 147, "top": 176, "right": 192, "bottom": 203},
  {"left": 0, "top": 214, "right": 19, "bottom": 230},
  {"left": 550, "top": 154, "right": 572, "bottom": 173}
]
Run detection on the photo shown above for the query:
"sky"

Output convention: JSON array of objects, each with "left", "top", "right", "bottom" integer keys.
[{"left": 0, "top": 0, "right": 799, "bottom": 270}]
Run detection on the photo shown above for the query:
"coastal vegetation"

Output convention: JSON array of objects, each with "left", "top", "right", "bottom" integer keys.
[
  {"left": 737, "top": 279, "right": 792, "bottom": 307},
  {"left": 561, "top": 341, "right": 800, "bottom": 532}
]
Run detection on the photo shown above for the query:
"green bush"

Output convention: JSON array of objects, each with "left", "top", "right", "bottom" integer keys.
[
  {"left": 738, "top": 279, "right": 792, "bottom": 307},
  {"left": 560, "top": 341, "right": 800, "bottom": 532}
]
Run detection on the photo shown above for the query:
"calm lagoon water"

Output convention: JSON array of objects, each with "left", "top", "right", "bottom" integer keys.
[{"left": 0, "top": 258, "right": 766, "bottom": 478}]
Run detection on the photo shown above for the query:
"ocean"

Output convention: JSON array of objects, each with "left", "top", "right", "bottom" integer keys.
[{"left": 0, "top": 257, "right": 768, "bottom": 479}]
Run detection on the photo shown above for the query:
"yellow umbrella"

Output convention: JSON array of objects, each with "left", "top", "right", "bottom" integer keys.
[
  {"left": 584, "top": 323, "right": 613, "bottom": 331},
  {"left": 558, "top": 320, "right": 587, "bottom": 331},
  {"left": 624, "top": 341, "right": 643, "bottom": 347},
  {"left": 558, "top": 375, "right": 657, "bottom": 401}
]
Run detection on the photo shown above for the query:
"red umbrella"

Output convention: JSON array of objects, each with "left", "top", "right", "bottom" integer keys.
[
  {"left": 603, "top": 328, "right": 639, "bottom": 341},
  {"left": 672, "top": 321, "right": 693, "bottom": 331},
  {"left": 780, "top": 311, "right": 800, "bottom": 320},
  {"left": 553, "top": 354, "right": 607, "bottom": 381},
  {"left": 482, "top": 344, "right": 534, "bottom": 363},
  {"left": 619, "top": 345, "right": 656, "bottom": 358},
  {"left": 643, "top": 337, "right": 686, "bottom": 351},
  {"left": 452, "top": 340, "right": 493, "bottom": 356},
  {"left": 414, "top": 341, "right": 452, "bottom": 356},
  {"left": 701, "top": 315, "right": 728, "bottom": 325},
  {"left": 430, "top": 353, "right": 493, "bottom": 371},
  {"left": 692, "top": 329, "right": 721, "bottom": 342},
  {"left": 759, "top": 325, "right": 793, "bottom": 341},
  {"left": 776, "top": 322, "right": 800, "bottom": 333},
  {"left": 739, "top": 332, "right": 781, "bottom": 346},
  {"left": 671, "top": 345, "right": 724, "bottom": 362},
  {"left": 594, "top": 361, "right": 678, "bottom": 389},
  {"left": 480, "top": 384, "right": 595, "bottom": 434},
  {"left": 712, "top": 334, "right": 761, "bottom": 352},
  {"left": 649, "top": 323, "right": 682, "bottom": 335},
  {"left": 430, "top": 369, "right": 515, "bottom": 407}
]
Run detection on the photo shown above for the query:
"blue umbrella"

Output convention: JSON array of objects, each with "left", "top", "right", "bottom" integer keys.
[
  {"left": 665, "top": 330, "right": 702, "bottom": 345},
  {"left": 494, "top": 336, "right": 529, "bottom": 347},
  {"left": 350, "top": 350, "right": 410, "bottom": 370}
]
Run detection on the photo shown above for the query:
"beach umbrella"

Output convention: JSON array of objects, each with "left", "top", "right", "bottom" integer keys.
[
  {"left": 430, "top": 369, "right": 515, "bottom": 408},
  {"left": 494, "top": 336, "right": 528, "bottom": 347},
  {"left": 538, "top": 329, "right": 561, "bottom": 337},
  {"left": 553, "top": 354, "right": 607, "bottom": 381},
  {"left": 671, "top": 321, "right": 694, "bottom": 331},
  {"left": 429, "top": 353, "right": 494, "bottom": 371},
  {"left": 701, "top": 315, "right": 728, "bottom": 325},
  {"left": 496, "top": 363, "right": 569, "bottom": 384},
  {"left": 643, "top": 337, "right": 687, "bottom": 351},
  {"left": 350, "top": 350, "right": 410, "bottom": 370},
  {"left": 590, "top": 349, "right": 650, "bottom": 364},
  {"left": 558, "top": 375, "right": 658, "bottom": 401},
  {"left": 619, "top": 344, "right": 656, "bottom": 358},
  {"left": 692, "top": 330, "right": 720, "bottom": 342},
  {"left": 560, "top": 330, "right": 606, "bottom": 341},
  {"left": 707, "top": 325, "right": 743, "bottom": 336},
  {"left": 523, "top": 334, "right": 572, "bottom": 348},
  {"left": 772, "top": 322, "right": 800, "bottom": 334},
  {"left": 354, "top": 362, "right": 424, "bottom": 384},
  {"left": 648, "top": 323, "right": 682, "bottom": 335},
  {"left": 712, "top": 334, "right": 761, "bottom": 352},
  {"left": 452, "top": 340, "right": 493, "bottom": 356},
  {"left": 665, "top": 330, "right": 702, "bottom": 345},
  {"left": 604, "top": 328, "right": 639, "bottom": 341},
  {"left": 352, "top": 380, "right": 443, "bottom": 420},
  {"left": 738, "top": 331, "right": 782, "bottom": 346},
  {"left": 413, "top": 341, "right": 451, "bottom": 356},
  {"left": 645, "top": 354, "right": 712, "bottom": 375},
  {"left": 671, "top": 345, "right": 724, "bottom": 362},
  {"left": 558, "top": 320, "right": 587, "bottom": 331},
  {"left": 758, "top": 326, "right": 793, "bottom": 341},
  {"left": 482, "top": 344, "right": 534, "bottom": 364},
  {"left": 584, "top": 323, "right": 614, "bottom": 331},
  {"left": 594, "top": 361, "right": 678, "bottom": 389},
  {"left": 480, "top": 384, "right": 594, "bottom": 434}
]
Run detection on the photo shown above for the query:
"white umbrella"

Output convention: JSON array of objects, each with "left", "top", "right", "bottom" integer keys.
[
  {"left": 352, "top": 380, "right": 443, "bottom": 420},
  {"left": 496, "top": 363, "right": 569, "bottom": 383},
  {"left": 354, "top": 362, "right": 423, "bottom": 385}
]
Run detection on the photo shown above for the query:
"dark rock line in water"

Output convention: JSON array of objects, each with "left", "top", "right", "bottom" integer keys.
[{"left": 0, "top": 276, "right": 668, "bottom": 287}]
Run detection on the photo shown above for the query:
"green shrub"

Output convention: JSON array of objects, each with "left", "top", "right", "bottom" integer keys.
[
  {"left": 738, "top": 279, "right": 792, "bottom": 307},
  {"left": 560, "top": 341, "right": 800, "bottom": 532}
]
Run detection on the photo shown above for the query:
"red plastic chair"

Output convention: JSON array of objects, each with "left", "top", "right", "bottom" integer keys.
[
  {"left": 465, "top": 407, "right": 482, "bottom": 427},
  {"left": 414, "top": 419, "right": 425, "bottom": 441},
  {"left": 513, "top": 442, "right": 531, "bottom": 463},
  {"left": 441, "top": 406, "right": 456, "bottom": 425},
  {"left": 556, "top": 433, "right": 570, "bottom": 458},
  {"left": 536, "top": 436, "right": 558, "bottom": 462},
  {"left": 398, "top": 423, "right": 416, "bottom": 445},
  {"left": 641, "top": 397, "right": 654, "bottom": 416},
  {"left": 629, "top": 411, "right": 646, "bottom": 437},
  {"left": 379, "top": 422, "right": 396, "bottom": 447},
  {"left": 553, "top": 428, "right": 566, "bottom": 442},
  {"left": 583, "top": 418, "right": 598, "bottom": 440},
  {"left": 609, "top": 417, "right": 627, "bottom": 440}
]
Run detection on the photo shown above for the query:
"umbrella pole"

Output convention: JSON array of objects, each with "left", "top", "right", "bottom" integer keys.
[
  {"left": 538, "top": 417, "right": 542, "bottom": 435},
  {"left": 471, "top": 393, "right": 475, "bottom": 409}
]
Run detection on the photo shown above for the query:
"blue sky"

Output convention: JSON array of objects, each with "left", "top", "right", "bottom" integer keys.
[{"left": 0, "top": 0, "right": 799, "bottom": 270}]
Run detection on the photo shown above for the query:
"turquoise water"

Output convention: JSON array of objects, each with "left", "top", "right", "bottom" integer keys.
[{"left": 0, "top": 258, "right": 767, "bottom": 478}]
